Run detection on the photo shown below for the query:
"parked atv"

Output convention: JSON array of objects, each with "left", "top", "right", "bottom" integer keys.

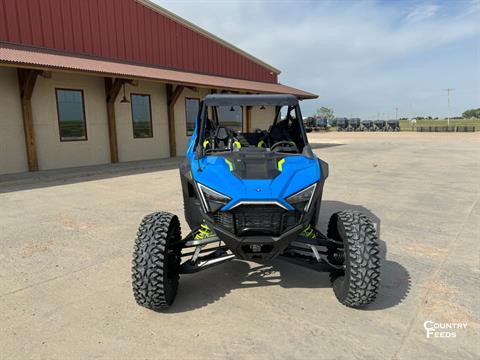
[
  {"left": 303, "top": 116, "right": 316, "bottom": 132},
  {"left": 132, "top": 94, "right": 380, "bottom": 311},
  {"left": 374, "top": 120, "right": 387, "bottom": 131},
  {"left": 361, "top": 120, "right": 373, "bottom": 131},
  {"left": 387, "top": 120, "right": 400, "bottom": 131},
  {"left": 349, "top": 118, "right": 361, "bottom": 131},
  {"left": 316, "top": 118, "right": 330, "bottom": 131},
  {"left": 336, "top": 118, "right": 348, "bottom": 131}
]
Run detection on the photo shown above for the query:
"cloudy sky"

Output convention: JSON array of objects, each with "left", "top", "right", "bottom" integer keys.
[{"left": 156, "top": 0, "right": 480, "bottom": 119}]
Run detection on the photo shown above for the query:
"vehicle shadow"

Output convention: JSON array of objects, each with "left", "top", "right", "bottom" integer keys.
[
  {"left": 309, "top": 143, "right": 345, "bottom": 150},
  {"left": 166, "top": 201, "right": 410, "bottom": 313}
]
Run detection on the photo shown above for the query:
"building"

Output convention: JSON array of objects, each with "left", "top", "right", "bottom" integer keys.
[{"left": 0, "top": 0, "right": 316, "bottom": 175}]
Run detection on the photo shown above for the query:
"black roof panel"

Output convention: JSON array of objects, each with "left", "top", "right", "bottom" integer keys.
[{"left": 204, "top": 94, "right": 298, "bottom": 107}]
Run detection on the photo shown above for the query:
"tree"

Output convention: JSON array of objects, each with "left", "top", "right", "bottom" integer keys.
[
  {"left": 462, "top": 108, "right": 480, "bottom": 119},
  {"left": 316, "top": 107, "right": 335, "bottom": 120}
]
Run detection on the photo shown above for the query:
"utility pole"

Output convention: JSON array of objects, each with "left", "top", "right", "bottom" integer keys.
[
  {"left": 395, "top": 107, "right": 398, "bottom": 120},
  {"left": 443, "top": 88, "right": 455, "bottom": 126}
]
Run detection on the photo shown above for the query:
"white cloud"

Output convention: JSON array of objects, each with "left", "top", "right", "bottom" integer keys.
[
  {"left": 405, "top": 3, "right": 440, "bottom": 23},
  {"left": 468, "top": 0, "right": 480, "bottom": 13},
  {"left": 155, "top": 0, "right": 480, "bottom": 118}
]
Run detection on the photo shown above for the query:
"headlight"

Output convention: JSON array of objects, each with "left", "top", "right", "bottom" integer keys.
[
  {"left": 197, "top": 183, "right": 231, "bottom": 213},
  {"left": 286, "top": 183, "right": 317, "bottom": 212}
]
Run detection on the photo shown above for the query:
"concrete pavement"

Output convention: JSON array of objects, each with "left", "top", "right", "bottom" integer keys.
[{"left": 1, "top": 132, "right": 479, "bottom": 359}]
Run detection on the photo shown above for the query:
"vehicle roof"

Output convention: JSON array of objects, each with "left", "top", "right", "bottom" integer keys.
[{"left": 203, "top": 94, "right": 299, "bottom": 107}]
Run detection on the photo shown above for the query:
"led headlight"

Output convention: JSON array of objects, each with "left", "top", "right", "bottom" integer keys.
[
  {"left": 197, "top": 183, "right": 231, "bottom": 213},
  {"left": 286, "top": 183, "right": 317, "bottom": 212}
]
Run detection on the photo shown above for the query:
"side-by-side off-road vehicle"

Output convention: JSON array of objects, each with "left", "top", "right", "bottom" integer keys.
[{"left": 132, "top": 94, "right": 381, "bottom": 311}]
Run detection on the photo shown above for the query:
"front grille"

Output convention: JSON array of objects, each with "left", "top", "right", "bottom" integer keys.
[{"left": 213, "top": 204, "right": 300, "bottom": 236}]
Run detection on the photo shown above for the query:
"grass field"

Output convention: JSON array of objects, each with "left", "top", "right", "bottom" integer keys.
[
  {"left": 399, "top": 118, "right": 479, "bottom": 131},
  {"left": 60, "top": 121, "right": 86, "bottom": 140},
  {"left": 133, "top": 121, "right": 153, "bottom": 138},
  {"left": 323, "top": 118, "right": 479, "bottom": 132}
]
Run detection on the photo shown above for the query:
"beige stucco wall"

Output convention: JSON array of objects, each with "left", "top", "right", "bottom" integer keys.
[
  {"left": 0, "top": 67, "right": 28, "bottom": 175},
  {"left": 250, "top": 106, "right": 276, "bottom": 131},
  {"left": 0, "top": 68, "right": 272, "bottom": 175},
  {"left": 116, "top": 81, "right": 169, "bottom": 162},
  {"left": 31, "top": 72, "right": 110, "bottom": 170}
]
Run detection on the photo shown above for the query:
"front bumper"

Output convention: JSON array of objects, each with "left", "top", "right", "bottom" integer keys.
[{"left": 202, "top": 207, "right": 313, "bottom": 261}]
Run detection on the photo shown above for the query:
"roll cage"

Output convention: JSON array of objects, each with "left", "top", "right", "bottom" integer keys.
[{"left": 194, "top": 94, "right": 312, "bottom": 158}]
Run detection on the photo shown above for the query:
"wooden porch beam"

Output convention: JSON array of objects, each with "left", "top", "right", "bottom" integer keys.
[
  {"left": 246, "top": 106, "right": 252, "bottom": 133},
  {"left": 168, "top": 84, "right": 185, "bottom": 107},
  {"left": 106, "top": 78, "right": 131, "bottom": 103},
  {"left": 40, "top": 70, "right": 52, "bottom": 79},
  {"left": 166, "top": 84, "right": 184, "bottom": 157},
  {"left": 17, "top": 68, "right": 39, "bottom": 171},
  {"left": 104, "top": 78, "right": 131, "bottom": 163}
]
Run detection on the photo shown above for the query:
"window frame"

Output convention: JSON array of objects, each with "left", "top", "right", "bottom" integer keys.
[
  {"left": 185, "top": 97, "right": 200, "bottom": 136},
  {"left": 55, "top": 88, "right": 88, "bottom": 142},
  {"left": 130, "top": 93, "right": 153, "bottom": 139}
]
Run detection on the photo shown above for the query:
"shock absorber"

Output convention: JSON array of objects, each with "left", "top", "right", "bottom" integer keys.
[{"left": 333, "top": 251, "right": 345, "bottom": 264}]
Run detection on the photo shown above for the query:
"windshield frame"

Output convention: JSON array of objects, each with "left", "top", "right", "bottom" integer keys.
[{"left": 195, "top": 96, "right": 309, "bottom": 157}]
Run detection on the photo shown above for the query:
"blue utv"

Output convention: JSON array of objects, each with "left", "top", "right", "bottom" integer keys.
[{"left": 132, "top": 94, "right": 380, "bottom": 311}]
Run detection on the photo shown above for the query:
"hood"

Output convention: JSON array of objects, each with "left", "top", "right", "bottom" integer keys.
[{"left": 191, "top": 152, "right": 321, "bottom": 211}]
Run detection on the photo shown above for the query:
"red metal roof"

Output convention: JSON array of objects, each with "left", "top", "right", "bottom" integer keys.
[
  {"left": 0, "top": 0, "right": 278, "bottom": 83},
  {"left": 0, "top": 45, "right": 317, "bottom": 99}
]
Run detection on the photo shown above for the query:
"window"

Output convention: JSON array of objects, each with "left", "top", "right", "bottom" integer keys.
[
  {"left": 55, "top": 89, "right": 87, "bottom": 141},
  {"left": 185, "top": 98, "right": 200, "bottom": 135},
  {"left": 131, "top": 94, "right": 153, "bottom": 138},
  {"left": 216, "top": 105, "right": 243, "bottom": 132}
]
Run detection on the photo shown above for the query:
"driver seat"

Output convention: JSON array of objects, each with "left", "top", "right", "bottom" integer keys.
[
  {"left": 268, "top": 122, "right": 291, "bottom": 145},
  {"left": 214, "top": 126, "right": 230, "bottom": 150}
]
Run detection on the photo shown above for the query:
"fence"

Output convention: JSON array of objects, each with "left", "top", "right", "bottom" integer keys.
[{"left": 416, "top": 126, "right": 476, "bottom": 132}]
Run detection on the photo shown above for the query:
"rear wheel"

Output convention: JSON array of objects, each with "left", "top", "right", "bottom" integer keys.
[
  {"left": 132, "top": 212, "right": 181, "bottom": 311},
  {"left": 327, "top": 210, "right": 380, "bottom": 308}
]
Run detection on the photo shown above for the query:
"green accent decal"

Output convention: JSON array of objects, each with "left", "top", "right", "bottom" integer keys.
[
  {"left": 233, "top": 140, "right": 241, "bottom": 149},
  {"left": 257, "top": 140, "right": 265, "bottom": 148},
  {"left": 278, "top": 158, "right": 285, "bottom": 171},
  {"left": 225, "top": 158, "right": 234, "bottom": 171},
  {"left": 203, "top": 140, "right": 209, "bottom": 148}
]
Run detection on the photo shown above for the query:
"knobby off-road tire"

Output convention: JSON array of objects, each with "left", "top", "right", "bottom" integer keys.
[
  {"left": 132, "top": 212, "right": 181, "bottom": 311},
  {"left": 327, "top": 210, "right": 380, "bottom": 308}
]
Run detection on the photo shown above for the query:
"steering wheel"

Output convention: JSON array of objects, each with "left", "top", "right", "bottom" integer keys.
[{"left": 270, "top": 141, "right": 298, "bottom": 152}]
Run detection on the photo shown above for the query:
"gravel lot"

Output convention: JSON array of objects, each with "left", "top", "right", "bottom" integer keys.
[{"left": 1, "top": 132, "right": 479, "bottom": 359}]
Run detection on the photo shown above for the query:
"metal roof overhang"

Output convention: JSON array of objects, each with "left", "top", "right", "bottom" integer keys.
[{"left": 0, "top": 45, "right": 318, "bottom": 100}]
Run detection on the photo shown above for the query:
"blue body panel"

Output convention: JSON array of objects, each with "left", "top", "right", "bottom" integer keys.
[{"left": 187, "top": 126, "right": 321, "bottom": 211}]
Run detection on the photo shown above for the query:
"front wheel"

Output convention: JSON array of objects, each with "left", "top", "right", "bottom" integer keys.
[
  {"left": 132, "top": 212, "right": 182, "bottom": 311},
  {"left": 327, "top": 210, "right": 380, "bottom": 308}
]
